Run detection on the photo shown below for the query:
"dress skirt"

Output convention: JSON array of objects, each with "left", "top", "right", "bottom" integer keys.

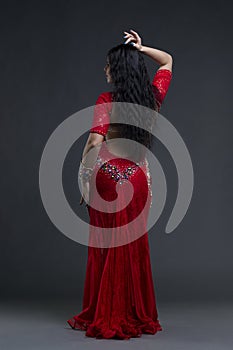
[{"left": 67, "top": 142, "right": 162, "bottom": 339}]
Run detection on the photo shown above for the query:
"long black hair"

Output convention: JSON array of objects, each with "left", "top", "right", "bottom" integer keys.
[{"left": 107, "top": 43, "right": 158, "bottom": 160}]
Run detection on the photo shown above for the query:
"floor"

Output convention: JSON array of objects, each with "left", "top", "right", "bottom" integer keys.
[{"left": 0, "top": 298, "right": 232, "bottom": 350}]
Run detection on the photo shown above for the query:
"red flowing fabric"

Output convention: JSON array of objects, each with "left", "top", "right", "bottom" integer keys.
[{"left": 67, "top": 69, "right": 172, "bottom": 340}]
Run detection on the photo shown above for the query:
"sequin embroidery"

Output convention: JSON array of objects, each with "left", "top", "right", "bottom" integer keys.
[
  {"left": 96, "top": 155, "right": 146, "bottom": 184},
  {"left": 95, "top": 155, "right": 153, "bottom": 206},
  {"left": 99, "top": 162, "right": 140, "bottom": 185}
]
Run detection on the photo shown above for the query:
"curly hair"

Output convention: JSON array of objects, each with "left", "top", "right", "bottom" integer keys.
[{"left": 107, "top": 43, "right": 158, "bottom": 160}]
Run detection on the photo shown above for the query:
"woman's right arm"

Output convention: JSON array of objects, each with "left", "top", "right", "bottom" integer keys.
[
  {"left": 124, "top": 29, "right": 173, "bottom": 72},
  {"left": 140, "top": 46, "right": 173, "bottom": 72}
]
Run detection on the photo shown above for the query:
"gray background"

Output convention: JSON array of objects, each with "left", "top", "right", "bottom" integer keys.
[{"left": 1, "top": 0, "right": 233, "bottom": 307}]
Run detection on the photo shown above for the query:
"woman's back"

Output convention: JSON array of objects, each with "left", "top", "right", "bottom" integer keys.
[{"left": 90, "top": 68, "right": 172, "bottom": 161}]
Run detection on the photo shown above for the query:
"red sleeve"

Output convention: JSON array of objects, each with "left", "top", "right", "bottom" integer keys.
[
  {"left": 89, "top": 92, "right": 112, "bottom": 136},
  {"left": 152, "top": 69, "right": 172, "bottom": 110}
]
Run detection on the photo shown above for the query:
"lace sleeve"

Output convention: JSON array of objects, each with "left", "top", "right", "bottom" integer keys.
[
  {"left": 152, "top": 69, "right": 172, "bottom": 110},
  {"left": 89, "top": 92, "right": 111, "bottom": 136}
]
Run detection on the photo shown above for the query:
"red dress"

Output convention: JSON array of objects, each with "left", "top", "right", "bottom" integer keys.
[{"left": 67, "top": 69, "right": 172, "bottom": 339}]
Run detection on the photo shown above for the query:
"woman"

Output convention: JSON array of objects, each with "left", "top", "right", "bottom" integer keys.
[{"left": 67, "top": 29, "right": 173, "bottom": 340}]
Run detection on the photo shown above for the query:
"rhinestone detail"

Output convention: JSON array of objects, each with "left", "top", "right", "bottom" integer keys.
[
  {"left": 96, "top": 156, "right": 146, "bottom": 185},
  {"left": 95, "top": 156, "right": 153, "bottom": 207}
]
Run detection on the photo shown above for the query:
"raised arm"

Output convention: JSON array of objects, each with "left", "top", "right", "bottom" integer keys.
[
  {"left": 123, "top": 29, "right": 173, "bottom": 72},
  {"left": 124, "top": 30, "right": 173, "bottom": 108},
  {"left": 140, "top": 46, "right": 173, "bottom": 72}
]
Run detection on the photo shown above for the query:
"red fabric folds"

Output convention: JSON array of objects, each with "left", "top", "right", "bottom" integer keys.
[
  {"left": 67, "top": 144, "right": 162, "bottom": 339},
  {"left": 67, "top": 68, "right": 172, "bottom": 339},
  {"left": 67, "top": 229, "right": 163, "bottom": 339}
]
